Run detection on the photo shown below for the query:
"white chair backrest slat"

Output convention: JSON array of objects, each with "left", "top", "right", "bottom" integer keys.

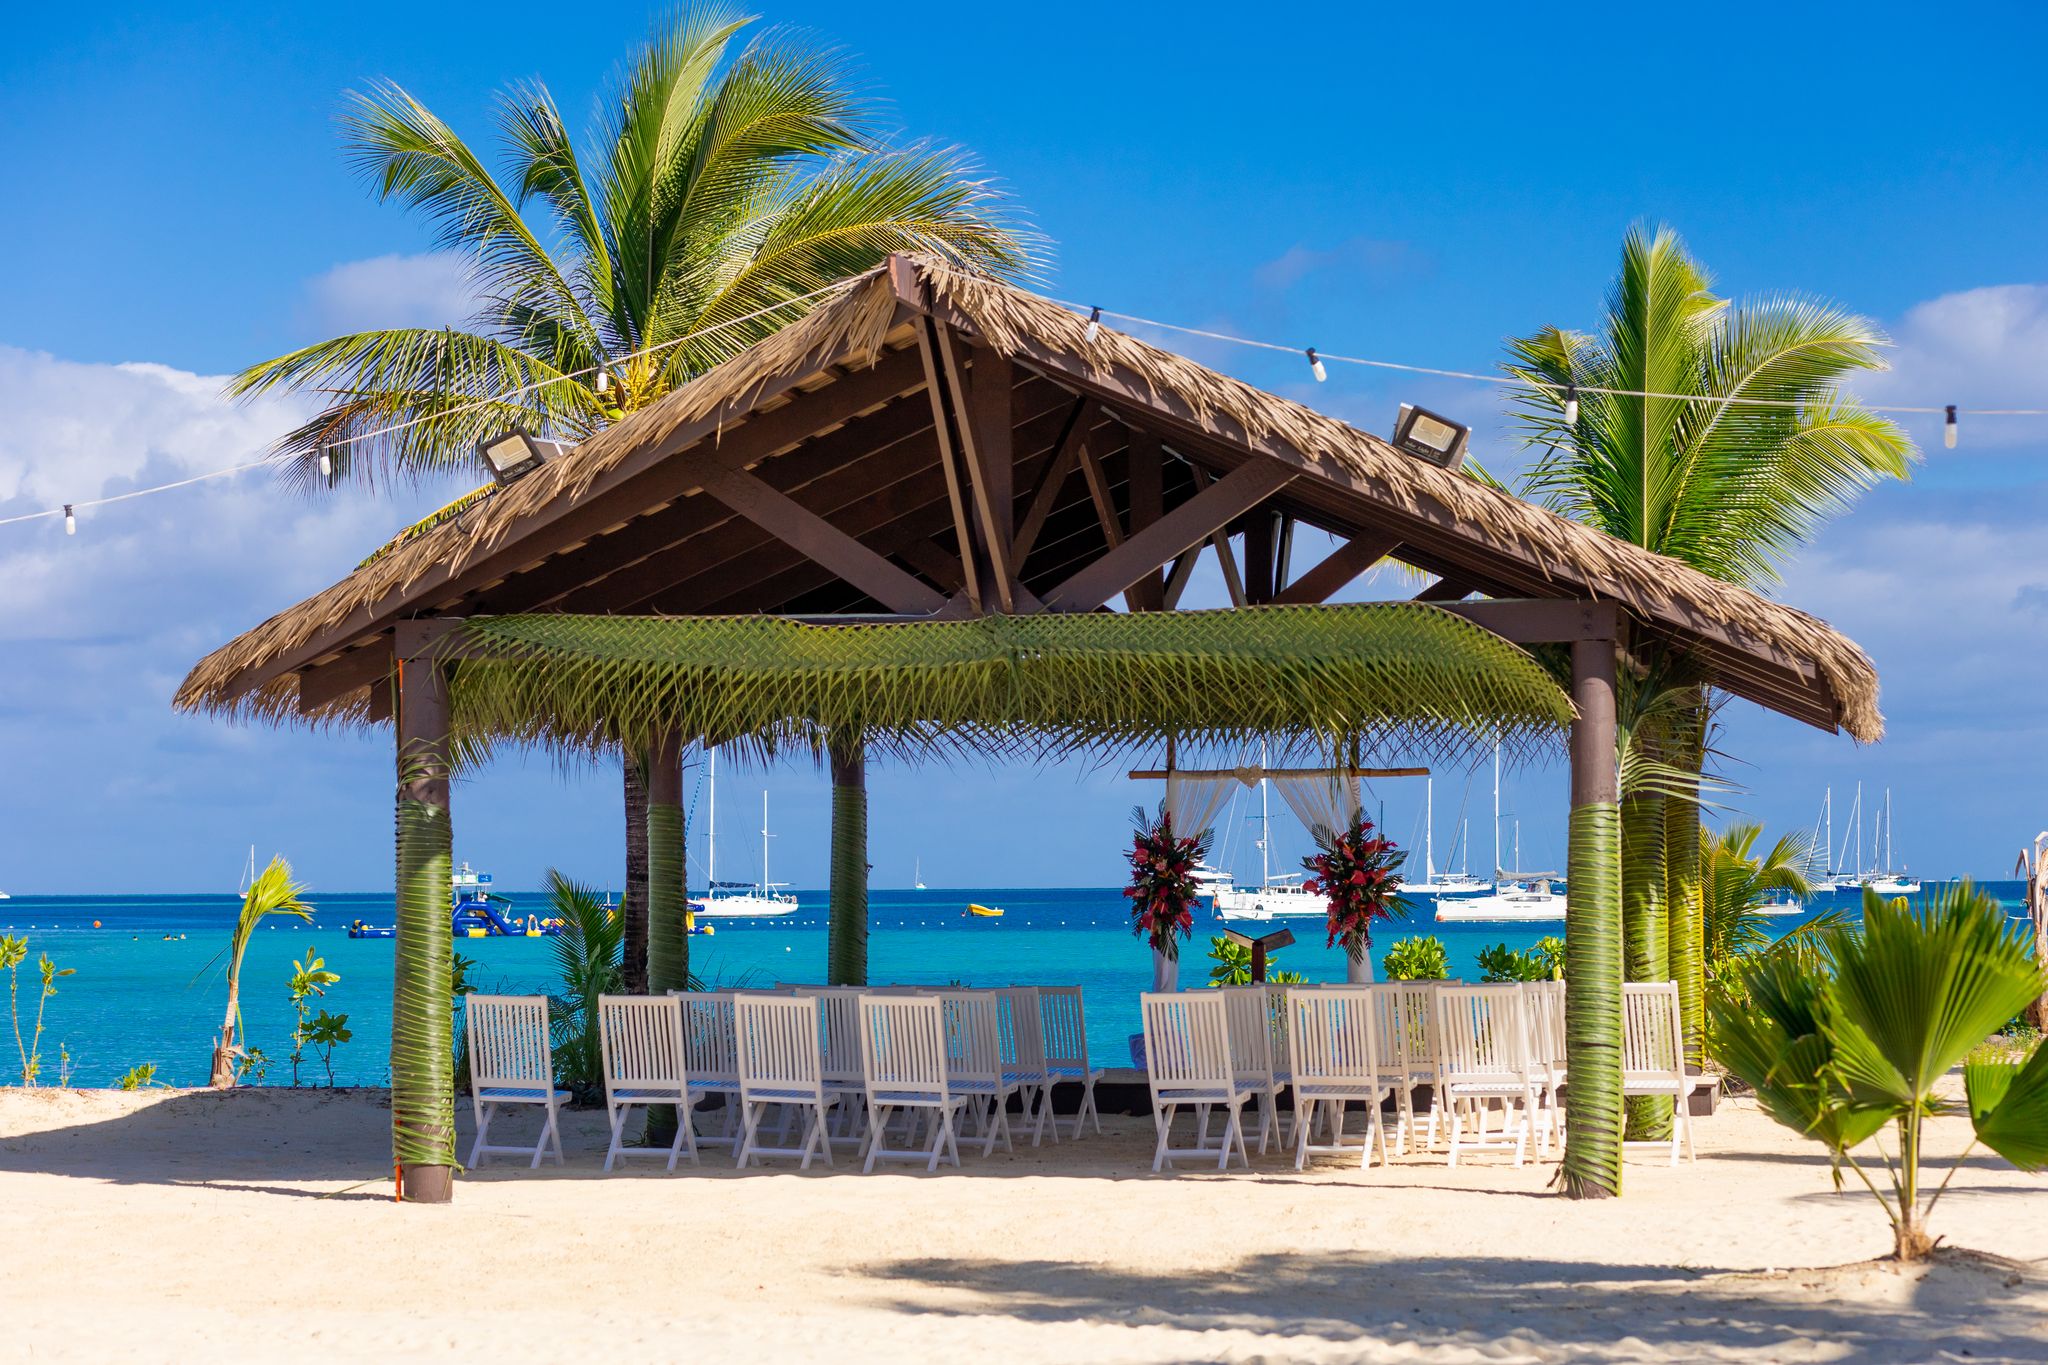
[
  {"left": 1622, "top": 982, "right": 1684, "bottom": 1079},
  {"left": 936, "top": 990, "right": 1004, "bottom": 1090},
  {"left": 734, "top": 994, "right": 825, "bottom": 1103},
  {"left": 996, "top": 986, "right": 1048, "bottom": 1075},
  {"left": 794, "top": 986, "right": 865, "bottom": 1085},
  {"left": 858, "top": 994, "right": 950, "bottom": 1097},
  {"left": 1435, "top": 985, "right": 1530, "bottom": 1086},
  {"left": 1139, "top": 992, "right": 1234, "bottom": 1093},
  {"left": 598, "top": 994, "right": 686, "bottom": 1093},
  {"left": 466, "top": 995, "right": 552, "bottom": 1090},
  {"left": 1218, "top": 986, "right": 1275, "bottom": 1082},
  {"left": 1038, "top": 986, "right": 1091, "bottom": 1072},
  {"left": 1286, "top": 987, "right": 1380, "bottom": 1090}
]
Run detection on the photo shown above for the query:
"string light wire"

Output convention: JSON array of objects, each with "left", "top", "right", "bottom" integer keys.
[{"left": 0, "top": 280, "right": 858, "bottom": 532}]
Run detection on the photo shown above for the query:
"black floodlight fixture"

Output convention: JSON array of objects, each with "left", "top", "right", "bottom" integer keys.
[
  {"left": 476, "top": 427, "right": 569, "bottom": 487},
  {"left": 1391, "top": 403, "right": 1471, "bottom": 470}
]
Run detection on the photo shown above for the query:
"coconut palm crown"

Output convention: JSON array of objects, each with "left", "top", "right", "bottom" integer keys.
[{"left": 228, "top": 7, "right": 1036, "bottom": 495}]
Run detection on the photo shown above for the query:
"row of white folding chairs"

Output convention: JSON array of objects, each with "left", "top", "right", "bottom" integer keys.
[{"left": 1137, "top": 979, "right": 1695, "bottom": 1174}]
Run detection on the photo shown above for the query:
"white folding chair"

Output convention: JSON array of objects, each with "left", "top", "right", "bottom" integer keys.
[
  {"left": 936, "top": 990, "right": 1020, "bottom": 1157},
  {"left": 1434, "top": 984, "right": 1541, "bottom": 1167},
  {"left": 1219, "top": 986, "right": 1285, "bottom": 1154},
  {"left": 465, "top": 994, "right": 568, "bottom": 1169},
  {"left": 597, "top": 994, "right": 700, "bottom": 1172},
  {"left": 1139, "top": 992, "right": 1253, "bottom": 1172},
  {"left": 1038, "top": 986, "right": 1104, "bottom": 1139},
  {"left": 997, "top": 986, "right": 1055, "bottom": 1146},
  {"left": 1263, "top": 983, "right": 1297, "bottom": 1144},
  {"left": 1284, "top": 986, "right": 1390, "bottom": 1169},
  {"left": 795, "top": 986, "right": 870, "bottom": 1147},
  {"left": 857, "top": 994, "right": 969, "bottom": 1172},
  {"left": 733, "top": 994, "right": 837, "bottom": 1170},
  {"left": 1622, "top": 981, "right": 1697, "bottom": 1165},
  {"left": 1525, "top": 980, "right": 1568, "bottom": 1156},
  {"left": 671, "top": 990, "right": 741, "bottom": 1148}
]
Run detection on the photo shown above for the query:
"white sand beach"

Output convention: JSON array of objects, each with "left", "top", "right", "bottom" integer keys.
[{"left": 1, "top": 1087, "right": 2042, "bottom": 1363}]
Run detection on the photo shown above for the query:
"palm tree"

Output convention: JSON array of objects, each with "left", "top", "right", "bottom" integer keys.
[
  {"left": 1701, "top": 822, "right": 1813, "bottom": 969},
  {"left": 227, "top": 12, "right": 1034, "bottom": 1173},
  {"left": 1505, "top": 225, "right": 1915, "bottom": 1195},
  {"left": 207, "top": 855, "right": 313, "bottom": 1087}
]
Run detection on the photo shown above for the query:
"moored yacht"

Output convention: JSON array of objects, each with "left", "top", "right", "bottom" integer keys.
[{"left": 692, "top": 751, "right": 798, "bottom": 919}]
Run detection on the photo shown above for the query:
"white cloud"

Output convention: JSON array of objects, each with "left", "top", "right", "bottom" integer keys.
[
  {"left": 1858, "top": 283, "right": 2048, "bottom": 451},
  {"left": 297, "top": 251, "right": 483, "bottom": 335}
]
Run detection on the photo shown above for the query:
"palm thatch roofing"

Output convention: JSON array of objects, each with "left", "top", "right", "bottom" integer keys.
[
  {"left": 176, "top": 253, "right": 1880, "bottom": 742},
  {"left": 438, "top": 604, "right": 1573, "bottom": 761}
]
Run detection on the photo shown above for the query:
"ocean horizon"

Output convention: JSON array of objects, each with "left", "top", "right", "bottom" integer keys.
[{"left": 1, "top": 881, "right": 2027, "bottom": 1090}]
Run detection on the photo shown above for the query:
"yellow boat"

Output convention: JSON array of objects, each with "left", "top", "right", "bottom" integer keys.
[{"left": 966, "top": 903, "right": 1004, "bottom": 918}]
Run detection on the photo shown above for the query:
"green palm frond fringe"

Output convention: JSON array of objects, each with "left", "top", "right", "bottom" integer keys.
[
  {"left": 393, "top": 797, "right": 455, "bottom": 1172},
  {"left": 1562, "top": 800, "right": 1624, "bottom": 1199},
  {"left": 445, "top": 604, "right": 1574, "bottom": 762}
]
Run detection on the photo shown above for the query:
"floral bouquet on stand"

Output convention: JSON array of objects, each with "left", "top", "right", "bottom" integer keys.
[
  {"left": 1125, "top": 803, "right": 1212, "bottom": 983},
  {"left": 1302, "top": 814, "right": 1409, "bottom": 981}
]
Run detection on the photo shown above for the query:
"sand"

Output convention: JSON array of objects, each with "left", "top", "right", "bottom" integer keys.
[{"left": 0, "top": 1087, "right": 2043, "bottom": 1363}]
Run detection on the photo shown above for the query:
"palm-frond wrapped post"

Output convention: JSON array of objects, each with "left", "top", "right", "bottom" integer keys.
[
  {"left": 645, "top": 733, "right": 689, "bottom": 996},
  {"left": 1664, "top": 695, "right": 1708, "bottom": 1066},
  {"left": 1620, "top": 779, "right": 1670, "bottom": 1141},
  {"left": 393, "top": 656, "right": 456, "bottom": 1202},
  {"left": 827, "top": 735, "right": 869, "bottom": 986},
  {"left": 621, "top": 750, "right": 651, "bottom": 993},
  {"left": 1562, "top": 638, "right": 1625, "bottom": 1199}
]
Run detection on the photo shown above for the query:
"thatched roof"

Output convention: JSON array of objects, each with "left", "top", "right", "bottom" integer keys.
[{"left": 176, "top": 254, "right": 1880, "bottom": 741}]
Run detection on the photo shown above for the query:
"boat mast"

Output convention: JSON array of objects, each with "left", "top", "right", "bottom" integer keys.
[
  {"left": 1885, "top": 787, "right": 1894, "bottom": 872},
  {"left": 706, "top": 747, "right": 717, "bottom": 888},
  {"left": 761, "top": 790, "right": 773, "bottom": 893},
  {"left": 1492, "top": 735, "right": 1502, "bottom": 876},
  {"left": 1258, "top": 740, "right": 1271, "bottom": 890},
  {"left": 1425, "top": 776, "right": 1436, "bottom": 881},
  {"left": 1824, "top": 787, "right": 1833, "bottom": 879}
]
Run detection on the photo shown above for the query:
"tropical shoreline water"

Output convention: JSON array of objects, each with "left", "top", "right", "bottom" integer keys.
[{"left": 1, "top": 882, "right": 2024, "bottom": 1089}]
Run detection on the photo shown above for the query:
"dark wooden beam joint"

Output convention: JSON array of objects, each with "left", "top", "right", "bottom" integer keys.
[
  {"left": 694, "top": 465, "right": 946, "bottom": 616},
  {"left": 1437, "top": 599, "right": 1625, "bottom": 644},
  {"left": 1272, "top": 532, "right": 1402, "bottom": 606}
]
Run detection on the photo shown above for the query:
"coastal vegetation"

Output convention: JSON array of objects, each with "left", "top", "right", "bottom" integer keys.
[
  {"left": 1204, "top": 936, "right": 1305, "bottom": 986},
  {"left": 207, "top": 855, "right": 312, "bottom": 1088},
  {"left": 1504, "top": 225, "right": 1917, "bottom": 1193},
  {"left": 285, "top": 947, "right": 341, "bottom": 1086},
  {"left": 3, "top": 935, "right": 73, "bottom": 1085},
  {"left": 1381, "top": 935, "right": 1449, "bottom": 981},
  {"left": 1708, "top": 882, "right": 2048, "bottom": 1260},
  {"left": 1477, "top": 936, "right": 1565, "bottom": 983},
  {"left": 544, "top": 871, "right": 626, "bottom": 1103}
]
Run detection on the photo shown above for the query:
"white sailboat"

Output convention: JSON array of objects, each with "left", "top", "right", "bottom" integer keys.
[
  {"left": 1404, "top": 775, "right": 1492, "bottom": 899},
  {"left": 693, "top": 750, "right": 798, "bottom": 918},
  {"left": 913, "top": 858, "right": 927, "bottom": 892},
  {"left": 1864, "top": 787, "right": 1920, "bottom": 895},
  {"left": 1436, "top": 742, "right": 1565, "bottom": 923}
]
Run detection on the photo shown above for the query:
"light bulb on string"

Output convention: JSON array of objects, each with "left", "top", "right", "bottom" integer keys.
[
  {"left": 1083, "top": 306, "right": 1101, "bottom": 344},
  {"left": 63, "top": 505, "right": 75, "bottom": 536},
  {"left": 1307, "top": 347, "right": 1327, "bottom": 382},
  {"left": 596, "top": 368, "right": 612, "bottom": 396},
  {"left": 318, "top": 445, "right": 333, "bottom": 479},
  {"left": 1563, "top": 385, "right": 1579, "bottom": 427},
  {"left": 1944, "top": 405, "right": 1958, "bottom": 449}
]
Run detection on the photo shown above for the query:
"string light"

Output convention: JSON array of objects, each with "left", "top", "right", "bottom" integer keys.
[
  {"left": 318, "top": 445, "right": 333, "bottom": 479},
  {"left": 63, "top": 505, "right": 75, "bottom": 536},
  {"left": 1563, "top": 385, "right": 1580, "bottom": 427},
  {"left": 1083, "top": 306, "right": 1102, "bottom": 344},
  {"left": 1945, "top": 404, "right": 1959, "bottom": 449},
  {"left": 595, "top": 369, "right": 612, "bottom": 396},
  {"left": 1307, "top": 347, "right": 1327, "bottom": 383}
]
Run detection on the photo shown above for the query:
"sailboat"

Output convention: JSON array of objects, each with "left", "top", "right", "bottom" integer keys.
[
  {"left": 1404, "top": 775, "right": 1492, "bottom": 899},
  {"left": 1863, "top": 787, "right": 1920, "bottom": 895},
  {"left": 692, "top": 750, "right": 798, "bottom": 919},
  {"left": 1213, "top": 747, "right": 1330, "bottom": 920},
  {"left": 1436, "top": 741, "right": 1565, "bottom": 922},
  {"left": 236, "top": 845, "right": 256, "bottom": 896},
  {"left": 913, "top": 858, "right": 927, "bottom": 892}
]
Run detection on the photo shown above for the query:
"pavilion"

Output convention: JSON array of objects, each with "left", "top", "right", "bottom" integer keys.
[{"left": 177, "top": 254, "right": 1881, "bottom": 1204}]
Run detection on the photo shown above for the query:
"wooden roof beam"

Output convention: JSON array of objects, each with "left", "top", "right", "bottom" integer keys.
[
  {"left": 693, "top": 464, "right": 947, "bottom": 615},
  {"left": 1272, "top": 531, "right": 1404, "bottom": 606}
]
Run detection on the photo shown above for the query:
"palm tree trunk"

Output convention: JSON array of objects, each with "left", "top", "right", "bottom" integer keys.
[
  {"left": 1622, "top": 792, "right": 1671, "bottom": 1140},
  {"left": 209, "top": 992, "right": 238, "bottom": 1089},
  {"left": 1664, "top": 694, "right": 1708, "bottom": 1068},
  {"left": 621, "top": 752, "right": 650, "bottom": 994},
  {"left": 1562, "top": 639, "right": 1625, "bottom": 1199},
  {"left": 827, "top": 735, "right": 868, "bottom": 987},
  {"left": 642, "top": 733, "right": 688, "bottom": 1147}
]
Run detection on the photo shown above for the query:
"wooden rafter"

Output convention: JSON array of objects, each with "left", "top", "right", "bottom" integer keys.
[
  {"left": 693, "top": 464, "right": 946, "bottom": 615},
  {"left": 1272, "top": 532, "right": 1403, "bottom": 606},
  {"left": 1012, "top": 398, "right": 1092, "bottom": 565},
  {"left": 913, "top": 317, "right": 983, "bottom": 612},
  {"left": 941, "top": 335, "right": 1016, "bottom": 612}
]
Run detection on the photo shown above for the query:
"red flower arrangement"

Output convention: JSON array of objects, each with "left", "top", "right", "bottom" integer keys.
[
  {"left": 1124, "top": 804, "right": 1212, "bottom": 958},
  {"left": 1301, "top": 814, "right": 1409, "bottom": 956}
]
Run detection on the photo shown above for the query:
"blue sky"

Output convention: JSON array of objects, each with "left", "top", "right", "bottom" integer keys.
[{"left": 3, "top": 3, "right": 2047, "bottom": 893}]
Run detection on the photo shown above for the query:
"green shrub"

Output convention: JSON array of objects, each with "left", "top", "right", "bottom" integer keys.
[
  {"left": 1382, "top": 935, "right": 1450, "bottom": 981},
  {"left": 1477, "top": 942, "right": 1552, "bottom": 982}
]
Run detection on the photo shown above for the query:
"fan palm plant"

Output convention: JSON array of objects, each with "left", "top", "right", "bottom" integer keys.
[
  {"left": 542, "top": 870, "right": 625, "bottom": 1103},
  {"left": 206, "top": 855, "right": 313, "bottom": 1088},
  {"left": 1701, "top": 822, "right": 1815, "bottom": 969},
  {"left": 1505, "top": 226, "right": 1915, "bottom": 1195},
  {"left": 226, "top": 12, "right": 1034, "bottom": 1170},
  {"left": 1710, "top": 882, "right": 2048, "bottom": 1260}
]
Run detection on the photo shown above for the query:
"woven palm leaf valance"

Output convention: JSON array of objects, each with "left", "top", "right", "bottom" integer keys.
[{"left": 444, "top": 602, "right": 1573, "bottom": 762}]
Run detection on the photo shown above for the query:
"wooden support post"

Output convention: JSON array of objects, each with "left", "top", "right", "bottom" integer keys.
[
  {"left": 394, "top": 645, "right": 455, "bottom": 1205},
  {"left": 1243, "top": 510, "right": 1277, "bottom": 604},
  {"left": 1126, "top": 430, "right": 1166, "bottom": 610},
  {"left": 1562, "top": 635, "right": 1623, "bottom": 1200},
  {"left": 951, "top": 344, "right": 1016, "bottom": 612},
  {"left": 828, "top": 736, "right": 869, "bottom": 986}
]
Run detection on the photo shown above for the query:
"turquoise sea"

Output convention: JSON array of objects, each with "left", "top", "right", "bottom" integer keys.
[{"left": 0, "top": 882, "right": 2024, "bottom": 1088}]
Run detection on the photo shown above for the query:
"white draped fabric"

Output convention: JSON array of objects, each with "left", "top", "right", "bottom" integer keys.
[
  {"left": 1162, "top": 767, "right": 1260, "bottom": 842},
  {"left": 1270, "top": 772, "right": 1364, "bottom": 845}
]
